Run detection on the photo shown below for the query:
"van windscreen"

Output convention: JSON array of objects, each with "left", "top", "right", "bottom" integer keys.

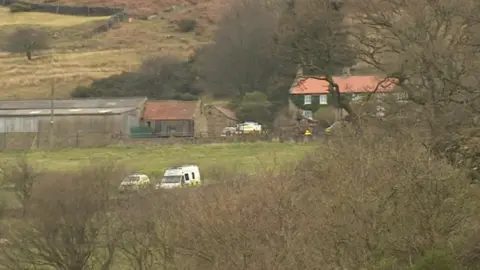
[{"left": 163, "top": 175, "right": 182, "bottom": 183}]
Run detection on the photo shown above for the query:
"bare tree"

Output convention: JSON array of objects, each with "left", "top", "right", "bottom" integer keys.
[
  {"left": 0, "top": 162, "right": 124, "bottom": 270},
  {"left": 350, "top": 0, "right": 480, "bottom": 178},
  {"left": 276, "top": 0, "right": 361, "bottom": 120},
  {"left": 5, "top": 27, "right": 49, "bottom": 60},
  {"left": 117, "top": 192, "right": 179, "bottom": 270},
  {"left": 1, "top": 156, "right": 38, "bottom": 217}
]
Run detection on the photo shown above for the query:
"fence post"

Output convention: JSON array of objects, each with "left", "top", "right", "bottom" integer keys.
[{"left": 76, "top": 130, "right": 79, "bottom": 147}]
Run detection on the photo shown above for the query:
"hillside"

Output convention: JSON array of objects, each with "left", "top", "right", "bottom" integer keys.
[
  {"left": 32, "top": 0, "right": 230, "bottom": 18},
  {"left": 0, "top": 0, "right": 227, "bottom": 99}
]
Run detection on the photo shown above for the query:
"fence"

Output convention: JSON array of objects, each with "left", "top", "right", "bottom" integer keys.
[
  {"left": 0, "top": 0, "right": 123, "bottom": 16},
  {"left": 0, "top": 0, "right": 128, "bottom": 36},
  {"left": 0, "top": 131, "right": 320, "bottom": 151}
]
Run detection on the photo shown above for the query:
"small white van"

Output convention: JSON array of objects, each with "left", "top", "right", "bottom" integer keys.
[{"left": 156, "top": 164, "right": 201, "bottom": 189}]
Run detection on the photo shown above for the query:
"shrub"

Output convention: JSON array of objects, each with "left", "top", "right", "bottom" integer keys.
[
  {"left": 71, "top": 57, "right": 201, "bottom": 100},
  {"left": 9, "top": 2, "right": 33, "bottom": 13},
  {"left": 177, "top": 19, "right": 197, "bottom": 32}
]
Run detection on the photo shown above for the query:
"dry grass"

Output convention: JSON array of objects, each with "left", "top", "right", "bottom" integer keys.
[
  {"left": 0, "top": 7, "right": 109, "bottom": 27},
  {"left": 0, "top": 11, "right": 206, "bottom": 98},
  {"left": 0, "top": 49, "right": 141, "bottom": 98}
]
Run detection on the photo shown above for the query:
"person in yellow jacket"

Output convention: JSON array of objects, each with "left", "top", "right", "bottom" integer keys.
[
  {"left": 181, "top": 179, "right": 201, "bottom": 188},
  {"left": 304, "top": 129, "right": 312, "bottom": 136}
]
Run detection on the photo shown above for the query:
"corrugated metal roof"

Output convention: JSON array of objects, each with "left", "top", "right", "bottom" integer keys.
[
  {"left": 290, "top": 76, "right": 396, "bottom": 95},
  {"left": 0, "top": 97, "right": 147, "bottom": 110},
  {"left": 143, "top": 101, "right": 198, "bottom": 120},
  {"left": 0, "top": 107, "right": 136, "bottom": 117}
]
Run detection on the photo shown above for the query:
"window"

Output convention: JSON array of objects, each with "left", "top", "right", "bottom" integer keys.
[
  {"left": 184, "top": 173, "right": 190, "bottom": 181},
  {"left": 319, "top": 94, "right": 328, "bottom": 105},
  {"left": 304, "top": 95, "right": 312, "bottom": 105},
  {"left": 395, "top": 92, "right": 408, "bottom": 101},
  {"left": 192, "top": 172, "right": 195, "bottom": 179},
  {"left": 302, "top": 110, "right": 313, "bottom": 119},
  {"left": 351, "top": 94, "right": 363, "bottom": 101}
]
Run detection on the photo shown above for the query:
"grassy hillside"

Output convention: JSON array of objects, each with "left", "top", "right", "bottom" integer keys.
[{"left": 0, "top": 2, "right": 213, "bottom": 99}]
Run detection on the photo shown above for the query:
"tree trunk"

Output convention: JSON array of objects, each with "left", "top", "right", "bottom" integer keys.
[{"left": 26, "top": 51, "right": 32, "bottom": 60}]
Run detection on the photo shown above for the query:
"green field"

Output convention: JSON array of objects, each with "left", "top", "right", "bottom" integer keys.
[{"left": 0, "top": 142, "right": 312, "bottom": 177}]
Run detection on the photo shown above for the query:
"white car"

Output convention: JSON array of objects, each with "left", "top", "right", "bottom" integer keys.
[{"left": 119, "top": 173, "right": 151, "bottom": 192}]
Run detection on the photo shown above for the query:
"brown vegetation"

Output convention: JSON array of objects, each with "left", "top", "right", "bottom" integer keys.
[{"left": 0, "top": 128, "right": 479, "bottom": 269}]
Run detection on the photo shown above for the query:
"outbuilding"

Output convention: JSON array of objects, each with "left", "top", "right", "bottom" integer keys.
[
  {"left": 142, "top": 100, "right": 207, "bottom": 137},
  {"left": 0, "top": 97, "right": 147, "bottom": 149}
]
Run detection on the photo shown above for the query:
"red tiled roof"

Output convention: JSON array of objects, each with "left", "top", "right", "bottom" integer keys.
[
  {"left": 215, "top": 106, "right": 237, "bottom": 120},
  {"left": 143, "top": 101, "right": 198, "bottom": 120},
  {"left": 290, "top": 75, "right": 396, "bottom": 95}
]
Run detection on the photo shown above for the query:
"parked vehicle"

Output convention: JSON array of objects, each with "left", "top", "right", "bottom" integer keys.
[
  {"left": 156, "top": 164, "right": 201, "bottom": 189},
  {"left": 325, "top": 121, "right": 345, "bottom": 135},
  {"left": 221, "top": 122, "right": 262, "bottom": 136},
  {"left": 118, "top": 173, "right": 151, "bottom": 192}
]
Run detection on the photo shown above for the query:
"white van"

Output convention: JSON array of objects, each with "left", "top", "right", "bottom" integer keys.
[{"left": 156, "top": 164, "right": 201, "bottom": 189}]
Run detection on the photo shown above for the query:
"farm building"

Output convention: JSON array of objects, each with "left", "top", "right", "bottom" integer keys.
[
  {"left": 204, "top": 105, "right": 238, "bottom": 137},
  {"left": 0, "top": 97, "right": 147, "bottom": 149},
  {"left": 142, "top": 100, "right": 208, "bottom": 137}
]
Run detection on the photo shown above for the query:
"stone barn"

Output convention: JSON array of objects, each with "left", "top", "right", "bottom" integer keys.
[
  {"left": 142, "top": 100, "right": 208, "bottom": 137},
  {"left": 204, "top": 105, "right": 238, "bottom": 137}
]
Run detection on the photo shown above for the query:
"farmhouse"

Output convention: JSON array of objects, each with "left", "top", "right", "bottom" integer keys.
[
  {"left": 142, "top": 100, "right": 208, "bottom": 137},
  {"left": 0, "top": 97, "right": 147, "bottom": 149},
  {"left": 289, "top": 73, "right": 400, "bottom": 120},
  {"left": 204, "top": 105, "right": 238, "bottom": 137}
]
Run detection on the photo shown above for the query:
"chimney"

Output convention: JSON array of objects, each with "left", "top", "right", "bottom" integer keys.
[{"left": 342, "top": 67, "right": 351, "bottom": 77}]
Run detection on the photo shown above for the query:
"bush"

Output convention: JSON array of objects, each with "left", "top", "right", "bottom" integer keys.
[
  {"left": 71, "top": 57, "right": 202, "bottom": 100},
  {"left": 1, "top": 129, "right": 479, "bottom": 269},
  {"left": 9, "top": 2, "right": 33, "bottom": 13},
  {"left": 177, "top": 19, "right": 197, "bottom": 32}
]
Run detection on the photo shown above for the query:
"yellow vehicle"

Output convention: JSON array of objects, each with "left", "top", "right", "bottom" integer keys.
[
  {"left": 221, "top": 122, "right": 262, "bottom": 136},
  {"left": 155, "top": 165, "right": 201, "bottom": 189},
  {"left": 118, "top": 173, "right": 151, "bottom": 192}
]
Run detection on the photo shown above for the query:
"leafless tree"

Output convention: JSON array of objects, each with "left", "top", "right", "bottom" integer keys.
[
  {"left": 1, "top": 156, "right": 38, "bottom": 217},
  {"left": 5, "top": 27, "right": 49, "bottom": 60},
  {"left": 276, "top": 0, "right": 362, "bottom": 120},
  {"left": 350, "top": 0, "right": 480, "bottom": 178},
  {"left": 0, "top": 162, "right": 124, "bottom": 270},
  {"left": 117, "top": 192, "right": 179, "bottom": 270}
]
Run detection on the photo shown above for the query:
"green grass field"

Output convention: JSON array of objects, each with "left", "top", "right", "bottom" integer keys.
[
  {"left": 0, "top": 142, "right": 312, "bottom": 176},
  {"left": 0, "top": 142, "right": 312, "bottom": 208}
]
